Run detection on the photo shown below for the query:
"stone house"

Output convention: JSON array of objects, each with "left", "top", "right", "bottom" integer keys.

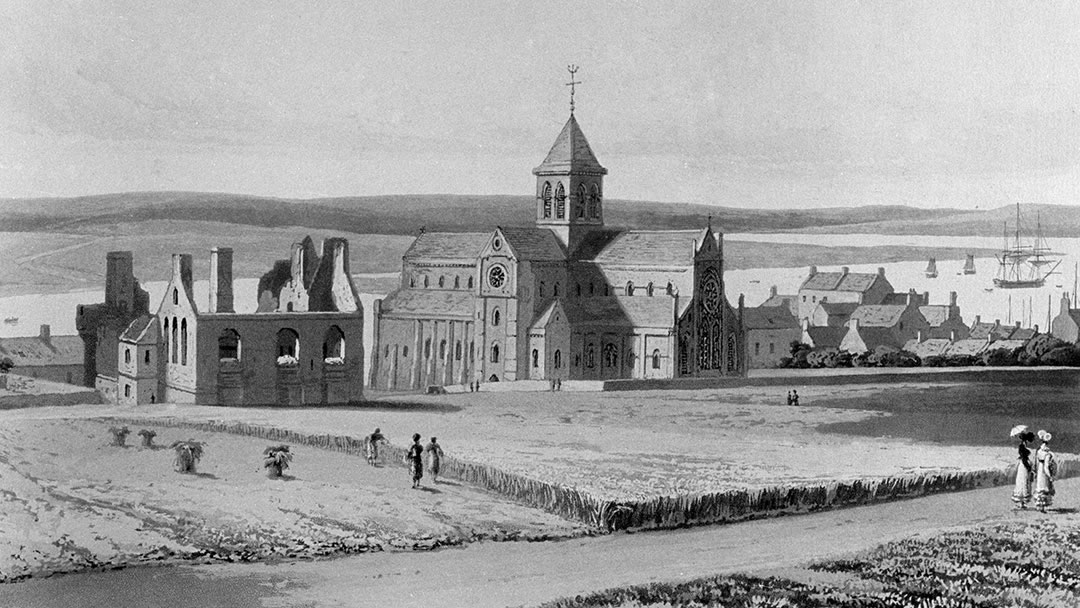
[
  {"left": 797, "top": 266, "right": 893, "bottom": 321},
  {"left": 0, "top": 325, "right": 84, "bottom": 385},
  {"left": 743, "top": 306, "right": 800, "bottom": 368},
  {"left": 1050, "top": 294, "right": 1080, "bottom": 343}
]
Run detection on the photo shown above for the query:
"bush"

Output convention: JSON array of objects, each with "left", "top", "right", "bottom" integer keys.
[
  {"left": 171, "top": 440, "right": 205, "bottom": 473},
  {"left": 982, "top": 347, "right": 1021, "bottom": 366},
  {"left": 108, "top": 426, "right": 131, "bottom": 447},
  {"left": 264, "top": 445, "right": 294, "bottom": 478},
  {"left": 0, "top": 357, "right": 13, "bottom": 373},
  {"left": 1041, "top": 345, "right": 1080, "bottom": 366}
]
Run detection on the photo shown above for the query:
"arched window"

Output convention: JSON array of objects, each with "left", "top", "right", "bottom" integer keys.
[
  {"left": 276, "top": 328, "right": 299, "bottom": 362},
  {"left": 438, "top": 276, "right": 445, "bottom": 288},
  {"left": 542, "top": 182, "right": 553, "bottom": 218},
  {"left": 576, "top": 184, "right": 587, "bottom": 218},
  {"left": 586, "top": 343, "right": 596, "bottom": 368},
  {"left": 589, "top": 184, "right": 601, "bottom": 218},
  {"left": 124, "top": 348, "right": 131, "bottom": 365},
  {"left": 555, "top": 183, "right": 566, "bottom": 218},
  {"left": 470, "top": 341, "right": 475, "bottom": 363},
  {"left": 173, "top": 288, "right": 178, "bottom": 305},
  {"left": 468, "top": 276, "right": 474, "bottom": 289},
  {"left": 403, "top": 345, "right": 409, "bottom": 357},
  {"left": 454, "top": 276, "right": 460, "bottom": 289},
  {"left": 455, "top": 341, "right": 462, "bottom": 361},
  {"left": 626, "top": 281, "right": 634, "bottom": 296},
  {"left": 647, "top": 282, "right": 654, "bottom": 297},
  {"left": 170, "top": 318, "right": 178, "bottom": 363},
  {"left": 652, "top": 349, "right": 662, "bottom": 369},
  {"left": 491, "top": 343, "right": 500, "bottom": 363},
  {"left": 603, "top": 343, "right": 618, "bottom": 369},
  {"left": 322, "top": 325, "right": 345, "bottom": 362},
  {"left": 424, "top": 276, "right": 430, "bottom": 288},
  {"left": 553, "top": 283, "right": 560, "bottom": 297},
  {"left": 576, "top": 283, "right": 582, "bottom": 297},
  {"left": 410, "top": 276, "right": 416, "bottom": 288},
  {"left": 424, "top": 338, "right": 431, "bottom": 359},
  {"left": 554, "top": 350, "right": 562, "bottom": 369},
  {"left": 439, "top": 339, "right": 447, "bottom": 360},
  {"left": 492, "top": 308, "right": 501, "bottom": 326},
  {"left": 144, "top": 350, "right": 150, "bottom": 364},
  {"left": 163, "top": 318, "right": 170, "bottom": 360},
  {"left": 532, "top": 349, "right": 539, "bottom": 367},
  {"left": 219, "top": 329, "right": 241, "bottom": 361},
  {"left": 287, "top": 302, "right": 294, "bottom": 312},
  {"left": 180, "top": 319, "right": 188, "bottom": 366},
  {"left": 539, "top": 282, "right": 546, "bottom": 298}
]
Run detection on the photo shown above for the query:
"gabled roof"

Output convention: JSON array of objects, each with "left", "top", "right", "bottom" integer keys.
[
  {"left": 853, "top": 327, "right": 903, "bottom": 350},
  {"left": 558, "top": 296, "right": 676, "bottom": 329},
  {"left": 530, "top": 300, "right": 567, "bottom": 330},
  {"left": 577, "top": 230, "right": 702, "bottom": 267},
  {"left": 0, "top": 335, "right": 83, "bottom": 367},
  {"left": 532, "top": 114, "right": 607, "bottom": 175},
  {"left": 969, "top": 322, "right": 997, "bottom": 340},
  {"left": 850, "top": 305, "right": 907, "bottom": 327},
  {"left": 760, "top": 294, "right": 798, "bottom": 316},
  {"left": 985, "top": 339, "right": 1028, "bottom": 352},
  {"left": 819, "top": 302, "right": 859, "bottom": 317},
  {"left": 378, "top": 289, "right": 475, "bottom": 319},
  {"left": 919, "top": 305, "right": 951, "bottom": 327},
  {"left": 806, "top": 326, "right": 846, "bottom": 349},
  {"left": 743, "top": 306, "right": 799, "bottom": 330},
  {"left": 403, "top": 232, "right": 489, "bottom": 262},
  {"left": 945, "top": 339, "right": 988, "bottom": 356},
  {"left": 120, "top": 315, "right": 159, "bottom": 344},
  {"left": 903, "top": 338, "right": 951, "bottom": 358},
  {"left": 1008, "top": 327, "right": 1037, "bottom": 341},
  {"left": 990, "top": 325, "right": 1016, "bottom": 341},
  {"left": 499, "top": 227, "right": 566, "bottom": 261},
  {"left": 801, "top": 271, "right": 884, "bottom": 293}
]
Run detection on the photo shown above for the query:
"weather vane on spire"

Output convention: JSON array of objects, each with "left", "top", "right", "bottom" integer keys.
[{"left": 566, "top": 64, "right": 581, "bottom": 115}]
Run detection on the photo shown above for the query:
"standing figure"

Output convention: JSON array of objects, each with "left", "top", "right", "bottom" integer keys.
[
  {"left": 405, "top": 433, "right": 424, "bottom": 488},
  {"left": 365, "top": 427, "right": 386, "bottom": 466},
  {"left": 425, "top": 437, "right": 444, "bottom": 484},
  {"left": 1034, "top": 430, "right": 1057, "bottom": 513},
  {"left": 1012, "top": 430, "right": 1035, "bottom": 509},
  {"left": 786, "top": 391, "right": 793, "bottom": 406},
  {"left": 556, "top": 378, "right": 562, "bottom": 391},
  {"left": 792, "top": 390, "right": 800, "bottom": 406}
]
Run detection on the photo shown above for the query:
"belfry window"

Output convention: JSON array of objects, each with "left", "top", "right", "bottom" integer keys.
[
  {"left": 555, "top": 183, "right": 566, "bottom": 219},
  {"left": 576, "top": 185, "right": 587, "bottom": 218},
  {"left": 589, "top": 185, "right": 601, "bottom": 218},
  {"left": 542, "top": 182, "right": 553, "bottom": 218}
]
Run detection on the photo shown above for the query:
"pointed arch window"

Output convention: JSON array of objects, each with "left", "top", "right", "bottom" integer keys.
[
  {"left": 603, "top": 343, "right": 618, "bottom": 369},
  {"left": 492, "top": 308, "right": 501, "bottom": 326},
  {"left": 542, "top": 182, "right": 553, "bottom": 218},
  {"left": 585, "top": 343, "right": 596, "bottom": 368},
  {"left": 440, "top": 339, "right": 447, "bottom": 360},
  {"left": 425, "top": 338, "right": 432, "bottom": 359},
  {"left": 438, "top": 276, "right": 445, "bottom": 288},
  {"left": 589, "top": 185, "right": 601, "bottom": 218},
  {"left": 555, "top": 183, "right": 566, "bottom": 219},
  {"left": 626, "top": 281, "right": 634, "bottom": 296},
  {"left": 576, "top": 184, "right": 587, "bottom": 218},
  {"left": 454, "top": 276, "right": 460, "bottom": 289},
  {"left": 532, "top": 349, "right": 539, "bottom": 368},
  {"left": 424, "top": 275, "right": 430, "bottom": 288},
  {"left": 647, "top": 282, "right": 654, "bottom": 297},
  {"left": 554, "top": 350, "right": 562, "bottom": 369},
  {"left": 491, "top": 343, "right": 500, "bottom": 363},
  {"left": 455, "top": 341, "right": 462, "bottom": 361},
  {"left": 173, "top": 288, "right": 178, "bottom": 305},
  {"left": 171, "top": 318, "right": 178, "bottom": 363},
  {"left": 553, "top": 283, "right": 560, "bottom": 297},
  {"left": 468, "top": 276, "right": 474, "bottom": 289},
  {"left": 652, "top": 349, "right": 662, "bottom": 369}
]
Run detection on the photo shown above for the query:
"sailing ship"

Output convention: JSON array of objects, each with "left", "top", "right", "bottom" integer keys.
[
  {"left": 963, "top": 254, "right": 976, "bottom": 275},
  {"left": 925, "top": 257, "right": 938, "bottom": 278},
  {"left": 994, "top": 203, "right": 1062, "bottom": 289}
]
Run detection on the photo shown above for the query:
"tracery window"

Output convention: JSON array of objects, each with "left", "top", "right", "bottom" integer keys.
[
  {"left": 585, "top": 343, "right": 596, "bottom": 368},
  {"left": 542, "top": 182, "right": 553, "bottom": 218},
  {"left": 589, "top": 185, "right": 601, "bottom": 218},
  {"left": 576, "top": 185, "right": 587, "bottom": 218},
  {"left": 555, "top": 183, "right": 566, "bottom": 219},
  {"left": 603, "top": 343, "right": 618, "bottom": 369}
]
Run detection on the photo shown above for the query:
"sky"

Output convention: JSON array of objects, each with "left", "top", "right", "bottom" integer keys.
[{"left": 3, "top": 0, "right": 1080, "bottom": 209}]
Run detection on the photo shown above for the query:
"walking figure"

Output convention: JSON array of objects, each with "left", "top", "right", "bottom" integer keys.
[
  {"left": 425, "top": 437, "right": 444, "bottom": 484},
  {"left": 791, "top": 390, "right": 799, "bottom": 406},
  {"left": 1034, "top": 430, "right": 1057, "bottom": 513},
  {"left": 365, "top": 427, "right": 386, "bottom": 466},
  {"left": 786, "top": 391, "right": 793, "bottom": 406},
  {"left": 405, "top": 433, "right": 424, "bottom": 488},
  {"left": 1011, "top": 427, "right": 1035, "bottom": 509},
  {"left": 556, "top": 378, "right": 562, "bottom": 391}
]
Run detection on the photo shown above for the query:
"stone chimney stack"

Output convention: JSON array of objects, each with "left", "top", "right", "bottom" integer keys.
[
  {"left": 39, "top": 324, "right": 50, "bottom": 343},
  {"left": 841, "top": 266, "right": 850, "bottom": 275},
  {"left": 950, "top": 291, "right": 958, "bottom": 307},
  {"left": 209, "top": 247, "right": 234, "bottom": 313},
  {"left": 770, "top": 285, "right": 778, "bottom": 297},
  {"left": 877, "top": 267, "right": 886, "bottom": 277},
  {"left": 809, "top": 266, "right": 818, "bottom": 276},
  {"left": 172, "top": 254, "right": 194, "bottom": 303},
  {"left": 923, "top": 291, "right": 930, "bottom": 305}
]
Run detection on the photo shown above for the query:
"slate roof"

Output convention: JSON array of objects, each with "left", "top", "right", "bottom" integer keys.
[
  {"left": 806, "top": 326, "right": 846, "bottom": 349},
  {"left": 945, "top": 339, "right": 988, "bottom": 356},
  {"left": 553, "top": 297, "right": 676, "bottom": 329},
  {"left": 743, "top": 306, "right": 799, "bottom": 330},
  {"left": 579, "top": 230, "right": 703, "bottom": 267},
  {"left": 850, "top": 305, "right": 907, "bottom": 327},
  {"left": 760, "top": 294, "right": 798, "bottom": 316},
  {"left": 903, "top": 338, "right": 951, "bottom": 358},
  {"left": 801, "top": 271, "right": 884, "bottom": 293},
  {"left": 403, "top": 232, "right": 489, "bottom": 262},
  {"left": 378, "top": 289, "right": 475, "bottom": 319},
  {"left": 853, "top": 327, "right": 903, "bottom": 350},
  {"left": 919, "top": 305, "right": 951, "bottom": 327},
  {"left": 985, "top": 339, "right": 1028, "bottom": 352},
  {"left": 120, "top": 315, "right": 159, "bottom": 344},
  {"left": 532, "top": 115, "right": 607, "bottom": 175},
  {"left": 1008, "top": 327, "right": 1037, "bottom": 341},
  {"left": 969, "top": 322, "right": 997, "bottom": 340},
  {"left": 0, "top": 335, "right": 83, "bottom": 367},
  {"left": 499, "top": 227, "right": 566, "bottom": 261}
]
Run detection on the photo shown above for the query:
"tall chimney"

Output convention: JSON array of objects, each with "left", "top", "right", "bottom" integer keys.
[
  {"left": 39, "top": 324, "right": 50, "bottom": 343},
  {"left": 841, "top": 266, "right": 850, "bottom": 275},
  {"left": 209, "top": 247, "right": 234, "bottom": 313},
  {"left": 950, "top": 291, "right": 958, "bottom": 307},
  {"left": 172, "top": 254, "right": 194, "bottom": 306},
  {"left": 877, "top": 267, "right": 885, "bottom": 277},
  {"left": 809, "top": 266, "right": 818, "bottom": 276},
  {"left": 770, "top": 285, "right": 778, "bottom": 297},
  {"left": 923, "top": 291, "right": 930, "bottom": 305}
]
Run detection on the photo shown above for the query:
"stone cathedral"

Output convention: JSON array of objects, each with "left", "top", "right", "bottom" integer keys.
[{"left": 370, "top": 105, "right": 746, "bottom": 390}]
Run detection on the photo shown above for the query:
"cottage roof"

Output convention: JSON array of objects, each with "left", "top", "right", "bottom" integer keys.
[
  {"left": 854, "top": 327, "right": 903, "bottom": 350},
  {"left": 120, "top": 315, "right": 159, "bottom": 344},
  {"left": 0, "top": 335, "right": 83, "bottom": 367},
  {"left": 743, "top": 306, "right": 798, "bottom": 330},
  {"left": 903, "top": 338, "right": 951, "bottom": 358},
  {"left": 806, "top": 326, "right": 846, "bottom": 349},
  {"left": 969, "top": 322, "right": 997, "bottom": 340},
  {"left": 378, "top": 289, "right": 475, "bottom": 319},
  {"left": 760, "top": 294, "right": 798, "bottom": 316},
  {"left": 985, "top": 339, "right": 1028, "bottom": 352},
  {"left": 1007, "top": 327, "right": 1037, "bottom": 341},
  {"left": 850, "top": 305, "right": 907, "bottom": 327},
  {"left": 577, "top": 230, "right": 703, "bottom": 267},
  {"left": 801, "top": 271, "right": 884, "bottom": 293},
  {"left": 403, "top": 232, "right": 489, "bottom": 262},
  {"left": 557, "top": 296, "right": 676, "bottom": 329},
  {"left": 919, "top": 305, "right": 951, "bottom": 327},
  {"left": 532, "top": 114, "right": 607, "bottom": 175},
  {"left": 990, "top": 325, "right": 1016, "bottom": 341},
  {"left": 944, "top": 339, "right": 987, "bottom": 356},
  {"left": 499, "top": 227, "right": 566, "bottom": 261}
]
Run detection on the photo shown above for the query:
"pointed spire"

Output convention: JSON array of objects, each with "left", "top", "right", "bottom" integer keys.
[{"left": 533, "top": 114, "right": 607, "bottom": 176}]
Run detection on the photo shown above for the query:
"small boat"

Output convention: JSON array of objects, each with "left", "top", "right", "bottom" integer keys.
[
  {"left": 984, "top": 288, "right": 994, "bottom": 293},
  {"left": 2, "top": 317, "right": 17, "bottom": 324},
  {"left": 749, "top": 280, "right": 760, "bottom": 284},
  {"left": 925, "top": 257, "right": 938, "bottom": 278},
  {"left": 963, "top": 253, "right": 976, "bottom": 275}
]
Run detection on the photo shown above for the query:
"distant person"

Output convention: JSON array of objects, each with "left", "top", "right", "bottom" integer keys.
[
  {"left": 791, "top": 390, "right": 799, "bottom": 406},
  {"left": 150, "top": 393, "right": 156, "bottom": 404},
  {"left": 1012, "top": 430, "right": 1036, "bottom": 509},
  {"left": 1034, "top": 430, "right": 1058, "bottom": 513},
  {"left": 556, "top": 378, "right": 562, "bottom": 391},
  {"left": 425, "top": 437, "right": 444, "bottom": 484},
  {"left": 786, "top": 391, "right": 793, "bottom": 406},
  {"left": 366, "top": 427, "right": 386, "bottom": 466},
  {"left": 405, "top": 433, "right": 424, "bottom": 488},
  {"left": 550, "top": 378, "right": 556, "bottom": 392}
]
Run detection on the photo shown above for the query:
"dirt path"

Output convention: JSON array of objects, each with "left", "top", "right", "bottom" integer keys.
[{"left": 4, "top": 478, "right": 1073, "bottom": 608}]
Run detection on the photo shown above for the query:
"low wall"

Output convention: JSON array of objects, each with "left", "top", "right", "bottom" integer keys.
[{"left": 100, "top": 415, "right": 1076, "bottom": 533}]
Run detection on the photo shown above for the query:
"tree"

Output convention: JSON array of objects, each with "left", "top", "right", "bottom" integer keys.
[
  {"left": 171, "top": 440, "right": 205, "bottom": 473},
  {"left": 263, "top": 445, "right": 293, "bottom": 478},
  {"left": 137, "top": 429, "right": 157, "bottom": 448},
  {"left": 0, "top": 357, "right": 13, "bottom": 373},
  {"left": 108, "top": 426, "right": 131, "bottom": 447}
]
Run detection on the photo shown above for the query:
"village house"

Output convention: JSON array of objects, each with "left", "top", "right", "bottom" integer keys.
[
  {"left": 809, "top": 301, "right": 859, "bottom": 328},
  {"left": 371, "top": 109, "right": 747, "bottom": 389},
  {"left": 837, "top": 296, "right": 930, "bottom": 354},
  {"left": 797, "top": 266, "right": 893, "bottom": 321},
  {"left": 918, "top": 291, "right": 969, "bottom": 341},
  {"left": 743, "top": 305, "right": 800, "bottom": 368},
  {"left": 760, "top": 285, "right": 798, "bottom": 317},
  {"left": 1050, "top": 294, "right": 1080, "bottom": 343},
  {"left": 0, "top": 325, "right": 84, "bottom": 385},
  {"left": 800, "top": 320, "right": 846, "bottom": 351}
]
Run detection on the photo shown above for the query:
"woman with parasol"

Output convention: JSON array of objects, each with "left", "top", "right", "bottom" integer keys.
[
  {"left": 1010, "top": 425, "right": 1035, "bottom": 509},
  {"left": 1034, "top": 430, "right": 1058, "bottom": 513}
]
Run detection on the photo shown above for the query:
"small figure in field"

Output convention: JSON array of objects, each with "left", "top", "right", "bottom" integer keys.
[
  {"left": 786, "top": 391, "right": 793, "bottom": 406},
  {"left": 426, "top": 436, "right": 444, "bottom": 484},
  {"left": 556, "top": 378, "right": 562, "bottom": 391},
  {"left": 791, "top": 390, "right": 799, "bottom": 406},
  {"left": 405, "top": 433, "right": 424, "bottom": 488},
  {"left": 1034, "top": 430, "right": 1058, "bottom": 513},
  {"left": 365, "top": 427, "right": 386, "bottom": 466},
  {"left": 1010, "top": 426, "right": 1035, "bottom": 509}
]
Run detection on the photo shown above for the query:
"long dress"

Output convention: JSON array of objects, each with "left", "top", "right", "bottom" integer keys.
[
  {"left": 1034, "top": 445, "right": 1057, "bottom": 511},
  {"left": 406, "top": 443, "right": 424, "bottom": 485},
  {"left": 426, "top": 442, "right": 444, "bottom": 477},
  {"left": 365, "top": 432, "right": 385, "bottom": 465},
  {"left": 1011, "top": 443, "right": 1032, "bottom": 507}
]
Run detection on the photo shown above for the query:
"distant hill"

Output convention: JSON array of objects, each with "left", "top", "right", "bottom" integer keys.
[{"left": 0, "top": 191, "right": 977, "bottom": 235}]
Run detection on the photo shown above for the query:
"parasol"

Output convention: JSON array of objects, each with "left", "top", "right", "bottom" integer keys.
[{"left": 1010, "top": 424, "right": 1029, "bottom": 438}]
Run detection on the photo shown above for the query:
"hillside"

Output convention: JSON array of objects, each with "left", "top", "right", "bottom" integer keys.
[{"left": 0, "top": 191, "right": 973, "bottom": 235}]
